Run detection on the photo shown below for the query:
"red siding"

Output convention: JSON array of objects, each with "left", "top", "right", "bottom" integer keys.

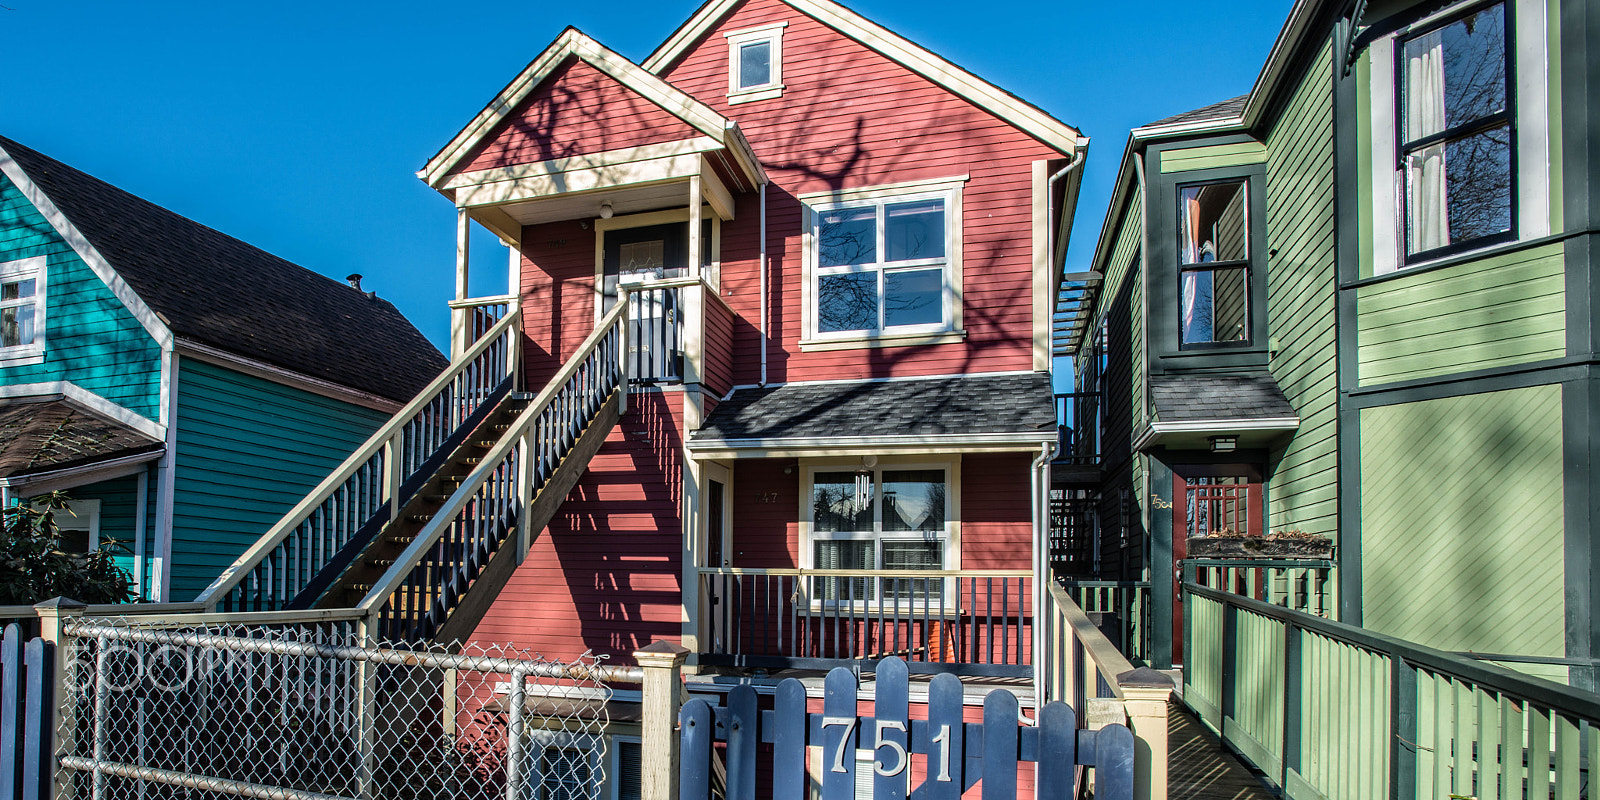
[
  {"left": 660, "top": 0, "right": 1068, "bottom": 383},
  {"left": 468, "top": 390, "right": 685, "bottom": 662},
  {"left": 519, "top": 218, "right": 598, "bottom": 390},
  {"left": 960, "top": 454, "right": 1034, "bottom": 570},
  {"left": 453, "top": 57, "right": 704, "bottom": 175},
  {"left": 703, "top": 294, "right": 737, "bottom": 401}
]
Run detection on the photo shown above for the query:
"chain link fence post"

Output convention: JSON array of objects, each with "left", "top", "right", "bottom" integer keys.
[
  {"left": 35, "top": 598, "right": 85, "bottom": 800},
  {"left": 634, "top": 641, "right": 687, "bottom": 800}
]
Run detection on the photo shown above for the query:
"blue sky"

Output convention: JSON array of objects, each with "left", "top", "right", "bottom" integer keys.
[{"left": 3, "top": 0, "right": 1289, "bottom": 350}]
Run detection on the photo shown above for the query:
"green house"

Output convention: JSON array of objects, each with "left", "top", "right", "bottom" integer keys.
[
  {"left": 0, "top": 136, "right": 447, "bottom": 602},
  {"left": 1060, "top": 0, "right": 1598, "bottom": 687}
]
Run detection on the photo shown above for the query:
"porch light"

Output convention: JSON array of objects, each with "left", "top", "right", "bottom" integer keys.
[
  {"left": 600, "top": 201, "right": 614, "bottom": 219},
  {"left": 1209, "top": 435, "right": 1238, "bottom": 453}
]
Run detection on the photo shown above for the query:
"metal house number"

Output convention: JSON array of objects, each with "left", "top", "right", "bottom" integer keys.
[{"left": 822, "top": 717, "right": 951, "bottom": 781}]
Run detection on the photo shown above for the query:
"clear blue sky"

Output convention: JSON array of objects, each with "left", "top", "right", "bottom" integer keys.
[{"left": 2, "top": 0, "right": 1290, "bottom": 351}]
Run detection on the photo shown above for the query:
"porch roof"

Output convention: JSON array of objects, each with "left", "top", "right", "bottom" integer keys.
[
  {"left": 0, "top": 398, "right": 164, "bottom": 488},
  {"left": 1136, "top": 373, "right": 1300, "bottom": 451},
  {"left": 689, "top": 372, "right": 1055, "bottom": 455}
]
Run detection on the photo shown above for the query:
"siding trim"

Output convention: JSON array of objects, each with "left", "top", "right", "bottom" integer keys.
[
  {"left": 153, "top": 353, "right": 180, "bottom": 602},
  {"left": 0, "top": 144, "right": 172, "bottom": 350},
  {"left": 0, "top": 449, "right": 161, "bottom": 496},
  {"left": 175, "top": 339, "right": 404, "bottom": 413}
]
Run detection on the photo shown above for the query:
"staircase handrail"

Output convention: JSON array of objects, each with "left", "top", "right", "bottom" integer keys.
[
  {"left": 357, "top": 300, "right": 628, "bottom": 616},
  {"left": 196, "top": 311, "right": 521, "bottom": 610}
]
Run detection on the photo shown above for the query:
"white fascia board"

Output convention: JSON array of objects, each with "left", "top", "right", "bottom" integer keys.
[
  {"left": 174, "top": 339, "right": 403, "bottom": 414},
  {"left": 0, "top": 450, "right": 163, "bottom": 496},
  {"left": 1132, "top": 417, "right": 1302, "bottom": 451},
  {"left": 641, "top": 0, "right": 1086, "bottom": 156},
  {"left": 686, "top": 431, "right": 1056, "bottom": 455},
  {"left": 420, "top": 28, "right": 735, "bottom": 188},
  {"left": 0, "top": 145, "right": 173, "bottom": 352},
  {"left": 0, "top": 381, "right": 165, "bottom": 441}
]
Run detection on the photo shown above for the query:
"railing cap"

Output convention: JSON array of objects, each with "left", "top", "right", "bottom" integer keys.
[
  {"left": 1115, "top": 666, "right": 1175, "bottom": 689},
  {"left": 33, "top": 596, "right": 87, "bottom": 611}
]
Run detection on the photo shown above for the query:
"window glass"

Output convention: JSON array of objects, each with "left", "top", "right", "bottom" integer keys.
[
  {"left": 812, "top": 195, "right": 950, "bottom": 336},
  {"left": 1177, "top": 180, "right": 1250, "bottom": 346},
  {"left": 538, "top": 748, "right": 591, "bottom": 800},
  {"left": 1400, "top": 3, "right": 1513, "bottom": 256},
  {"left": 0, "top": 276, "right": 37, "bottom": 349},
  {"left": 817, "top": 273, "right": 879, "bottom": 334},
  {"left": 1178, "top": 182, "right": 1247, "bottom": 265},
  {"left": 819, "top": 208, "right": 876, "bottom": 267},
  {"left": 883, "top": 269, "right": 942, "bottom": 328},
  {"left": 884, "top": 200, "right": 944, "bottom": 262},
  {"left": 614, "top": 741, "right": 641, "bottom": 800},
  {"left": 738, "top": 40, "right": 772, "bottom": 89},
  {"left": 881, "top": 470, "right": 944, "bottom": 532},
  {"left": 813, "top": 471, "right": 873, "bottom": 532},
  {"left": 811, "top": 467, "right": 947, "bottom": 602}
]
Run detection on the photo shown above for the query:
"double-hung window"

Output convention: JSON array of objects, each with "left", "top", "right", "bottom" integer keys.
[
  {"left": 811, "top": 192, "right": 955, "bottom": 339},
  {"left": 1399, "top": 1, "right": 1514, "bottom": 259},
  {"left": 1177, "top": 180, "right": 1250, "bottom": 346},
  {"left": 808, "top": 466, "right": 948, "bottom": 603},
  {"left": 0, "top": 257, "right": 45, "bottom": 363}
]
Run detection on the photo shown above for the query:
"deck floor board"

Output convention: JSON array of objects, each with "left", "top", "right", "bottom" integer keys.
[{"left": 1167, "top": 701, "right": 1277, "bottom": 800}]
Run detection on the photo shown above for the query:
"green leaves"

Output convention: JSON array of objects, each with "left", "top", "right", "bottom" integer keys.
[{"left": 0, "top": 491, "right": 135, "bottom": 606}]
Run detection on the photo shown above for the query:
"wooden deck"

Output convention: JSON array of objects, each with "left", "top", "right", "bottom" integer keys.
[{"left": 1168, "top": 700, "right": 1276, "bottom": 799}]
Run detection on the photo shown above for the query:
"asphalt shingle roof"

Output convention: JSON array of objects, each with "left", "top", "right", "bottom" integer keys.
[
  {"left": 692, "top": 373, "right": 1056, "bottom": 442},
  {"left": 1, "top": 136, "right": 448, "bottom": 404},
  {"left": 1143, "top": 94, "right": 1249, "bottom": 129},
  {"left": 1149, "top": 373, "right": 1297, "bottom": 423},
  {"left": 0, "top": 399, "right": 163, "bottom": 478}
]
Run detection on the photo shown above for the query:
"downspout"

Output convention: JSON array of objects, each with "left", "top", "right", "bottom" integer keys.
[
  {"left": 1046, "top": 150, "right": 1087, "bottom": 270},
  {"left": 759, "top": 180, "right": 769, "bottom": 386},
  {"left": 1031, "top": 440, "right": 1057, "bottom": 712}
]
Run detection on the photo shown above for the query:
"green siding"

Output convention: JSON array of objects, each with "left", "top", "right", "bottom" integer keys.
[
  {"left": 68, "top": 474, "right": 144, "bottom": 595},
  {"left": 1158, "top": 142, "right": 1268, "bottom": 173},
  {"left": 1098, "top": 186, "right": 1145, "bottom": 427},
  {"left": 1265, "top": 42, "right": 1339, "bottom": 538},
  {"left": 1356, "top": 242, "right": 1566, "bottom": 386},
  {"left": 1360, "top": 385, "right": 1565, "bottom": 677},
  {"left": 167, "top": 359, "right": 387, "bottom": 601},
  {"left": 0, "top": 175, "right": 161, "bottom": 419}
]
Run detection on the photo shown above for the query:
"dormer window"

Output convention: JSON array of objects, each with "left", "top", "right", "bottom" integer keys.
[
  {"left": 725, "top": 22, "right": 786, "bottom": 105},
  {"left": 0, "top": 256, "right": 45, "bottom": 364}
]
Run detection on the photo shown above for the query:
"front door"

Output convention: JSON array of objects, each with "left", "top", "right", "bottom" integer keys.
[{"left": 602, "top": 223, "right": 687, "bottom": 383}]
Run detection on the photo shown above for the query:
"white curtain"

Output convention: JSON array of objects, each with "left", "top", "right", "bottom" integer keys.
[
  {"left": 1180, "top": 194, "right": 1200, "bottom": 339},
  {"left": 1406, "top": 29, "right": 1449, "bottom": 253}
]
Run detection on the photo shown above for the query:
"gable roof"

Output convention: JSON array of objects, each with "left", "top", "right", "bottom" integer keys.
[
  {"left": 0, "top": 136, "right": 448, "bottom": 405},
  {"left": 420, "top": 27, "right": 764, "bottom": 189},
  {"left": 643, "top": 0, "right": 1086, "bottom": 155}
]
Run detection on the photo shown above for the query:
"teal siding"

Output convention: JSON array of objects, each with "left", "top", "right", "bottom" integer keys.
[
  {"left": 166, "top": 359, "right": 387, "bottom": 601},
  {"left": 0, "top": 174, "right": 161, "bottom": 419},
  {"left": 68, "top": 474, "right": 145, "bottom": 596}
]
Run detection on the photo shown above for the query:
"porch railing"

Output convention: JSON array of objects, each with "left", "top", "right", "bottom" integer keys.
[
  {"left": 1039, "top": 581, "right": 1171, "bottom": 800},
  {"left": 621, "top": 279, "right": 683, "bottom": 385},
  {"left": 197, "top": 312, "right": 518, "bottom": 613},
  {"left": 1184, "top": 558, "right": 1337, "bottom": 619},
  {"left": 1184, "top": 580, "right": 1600, "bottom": 800},
  {"left": 1053, "top": 391, "right": 1100, "bottom": 466},
  {"left": 448, "top": 294, "right": 516, "bottom": 356},
  {"left": 697, "top": 567, "right": 1033, "bottom": 677},
  {"left": 1058, "top": 579, "right": 1150, "bottom": 664}
]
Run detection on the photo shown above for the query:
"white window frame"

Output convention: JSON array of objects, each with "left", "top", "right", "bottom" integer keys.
[
  {"left": 47, "top": 499, "right": 101, "bottom": 552},
  {"left": 799, "top": 176, "right": 967, "bottom": 350},
  {"left": 800, "top": 457, "right": 961, "bottom": 612},
  {"left": 725, "top": 22, "right": 787, "bottom": 105},
  {"left": 0, "top": 256, "right": 47, "bottom": 366},
  {"left": 522, "top": 730, "right": 602, "bottom": 800},
  {"left": 1366, "top": 0, "right": 1551, "bottom": 276}
]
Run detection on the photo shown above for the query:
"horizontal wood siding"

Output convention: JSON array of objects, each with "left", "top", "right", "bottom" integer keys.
[
  {"left": 468, "top": 390, "right": 685, "bottom": 662},
  {"left": 1158, "top": 141, "right": 1268, "bottom": 173},
  {"left": 658, "top": 0, "right": 1065, "bottom": 384},
  {"left": 732, "top": 458, "right": 800, "bottom": 567},
  {"left": 703, "top": 294, "right": 736, "bottom": 400},
  {"left": 520, "top": 219, "right": 598, "bottom": 390},
  {"left": 68, "top": 473, "right": 143, "bottom": 595},
  {"left": 1356, "top": 242, "right": 1566, "bottom": 386},
  {"left": 0, "top": 174, "right": 161, "bottom": 419},
  {"left": 1265, "top": 42, "right": 1338, "bottom": 537},
  {"left": 453, "top": 58, "right": 703, "bottom": 175},
  {"left": 958, "top": 454, "right": 1031, "bottom": 571},
  {"left": 166, "top": 359, "right": 388, "bottom": 601},
  {"left": 1359, "top": 385, "right": 1565, "bottom": 677}
]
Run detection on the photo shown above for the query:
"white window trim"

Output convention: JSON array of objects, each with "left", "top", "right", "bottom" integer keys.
[
  {"left": 0, "top": 256, "right": 47, "bottom": 366},
  {"left": 522, "top": 730, "right": 603, "bottom": 800},
  {"left": 49, "top": 498, "right": 102, "bottom": 550},
  {"left": 725, "top": 22, "right": 787, "bottom": 104},
  {"left": 1366, "top": 0, "right": 1551, "bottom": 276},
  {"left": 799, "top": 456, "right": 961, "bottom": 613},
  {"left": 799, "top": 177, "right": 967, "bottom": 348}
]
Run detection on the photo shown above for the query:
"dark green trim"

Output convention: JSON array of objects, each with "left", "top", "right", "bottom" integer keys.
[
  {"left": 1561, "top": 0, "right": 1599, "bottom": 236},
  {"left": 1345, "top": 356, "right": 1591, "bottom": 405},
  {"left": 1333, "top": 12, "right": 1365, "bottom": 627},
  {"left": 1149, "top": 458, "right": 1174, "bottom": 669},
  {"left": 1565, "top": 376, "right": 1599, "bottom": 690},
  {"left": 1346, "top": 228, "right": 1594, "bottom": 291}
]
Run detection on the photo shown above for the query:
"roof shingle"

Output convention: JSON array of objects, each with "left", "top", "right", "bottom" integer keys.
[
  {"left": 1143, "top": 94, "right": 1249, "bottom": 129},
  {"left": 1149, "top": 373, "right": 1296, "bottom": 423}
]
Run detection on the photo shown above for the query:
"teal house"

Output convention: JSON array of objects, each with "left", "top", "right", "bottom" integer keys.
[{"left": 0, "top": 136, "right": 447, "bottom": 601}]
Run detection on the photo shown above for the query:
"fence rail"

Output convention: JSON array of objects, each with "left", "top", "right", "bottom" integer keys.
[
  {"left": 1184, "top": 580, "right": 1600, "bottom": 800},
  {"left": 1184, "top": 558, "right": 1337, "bottom": 618},
  {"left": 697, "top": 568, "right": 1032, "bottom": 677},
  {"left": 199, "top": 312, "right": 519, "bottom": 614},
  {"left": 1058, "top": 579, "right": 1149, "bottom": 663}
]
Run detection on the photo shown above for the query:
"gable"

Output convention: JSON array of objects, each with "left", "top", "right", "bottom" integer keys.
[
  {"left": 451, "top": 57, "right": 710, "bottom": 177},
  {"left": 0, "top": 173, "right": 163, "bottom": 422}
]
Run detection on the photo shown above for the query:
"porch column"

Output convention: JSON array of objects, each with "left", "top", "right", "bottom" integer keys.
[{"left": 451, "top": 209, "right": 471, "bottom": 359}]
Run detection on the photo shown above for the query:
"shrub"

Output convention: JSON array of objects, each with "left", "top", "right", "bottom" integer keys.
[{"left": 0, "top": 491, "right": 135, "bottom": 605}]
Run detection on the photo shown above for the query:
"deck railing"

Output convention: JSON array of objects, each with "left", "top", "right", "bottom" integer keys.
[
  {"left": 1053, "top": 391, "right": 1101, "bottom": 466},
  {"left": 621, "top": 280, "right": 684, "bottom": 385},
  {"left": 1059, "top": 578, "right": 1150, "bottom": 663},
  {"left": 1040, "top": 581, "right": 1171, "bottom": 800},
  {"left": 697, "top": 567, "right": 1033, "bottom": 677},
  {"left": 363, "top": 300, "right": 628, "bottom": 642},
  {"left": 1184, "top": 558, "right": 1337, "bottom": 618},
  {"left": 1184, "top": 580, "right": 1600, "bottom": 800},
  {"left": 197, "top": 312, "right": 519, "bottom": 613}
]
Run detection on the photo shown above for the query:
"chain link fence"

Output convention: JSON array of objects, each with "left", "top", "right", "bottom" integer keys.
[{"left": 55, "top": 618, "right": 632, "bottom": 800}]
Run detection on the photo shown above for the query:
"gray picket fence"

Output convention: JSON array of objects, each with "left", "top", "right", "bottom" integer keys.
[
  {"left": 2, "top": 623, "right": 53, "bottom": 800},
  {"left": 678, "top": 656, "right": 1133, "bottom": 799}
]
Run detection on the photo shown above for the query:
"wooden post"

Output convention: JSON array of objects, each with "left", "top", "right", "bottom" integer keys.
[
  {"left": 34, "top": 598, "right": 85, "bottom": 800},
  {"left": 635, "top": 640, "right": 688, "bottom": 800},
  {"left": 452, "top": 209, "right": 472, "bottom": 360},
  {"left": 1116, "top": 668, "right": 1174, "bottom": 800}
]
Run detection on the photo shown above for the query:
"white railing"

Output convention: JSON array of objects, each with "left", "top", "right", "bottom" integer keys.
[
  {"left": 363, "top": 299, "right": 629, "bottom": 642},
  {"left": 197, "top": 313, "right": 519, "bottom": 613}
]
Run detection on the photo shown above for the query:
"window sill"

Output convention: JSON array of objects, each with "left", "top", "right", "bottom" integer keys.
[
  {"left": 1346, "top": 230, "right": 1580, "bottom": 290},
  {"left": 0, "top": 349, "right": 44, "bottom": 367},
  {"left": 798, "top": 330, "right": 966, "bottom": 353},
  {"left": 728, "top": 85, "right": 784, "bottom": 105}
]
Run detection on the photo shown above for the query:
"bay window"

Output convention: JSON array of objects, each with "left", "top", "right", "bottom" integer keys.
[
  {"left": 1177, "top": 180, "right": 1250, "bottom": 346},
  {"left": 808, "top": 465, "right": 949, "bottom": 602}
]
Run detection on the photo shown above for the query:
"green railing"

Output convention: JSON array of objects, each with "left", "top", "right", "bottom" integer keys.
[
  {"left": 1186, "top": 558, "right": 1337, "bottom": 618},
  {"left": 1058, "top": 579, "right": 1149, "bottom": 663},
  {"left": 1184, "top": 581, "right": 1600, "bottom": 799}
]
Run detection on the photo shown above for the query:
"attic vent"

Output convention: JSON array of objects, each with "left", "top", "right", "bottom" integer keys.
[{"left": 347, "top": 274, "right": 363, "bottom": 290}]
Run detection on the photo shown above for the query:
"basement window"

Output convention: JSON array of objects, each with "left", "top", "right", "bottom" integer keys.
[{"left": 725, "top": 22, "right": 786, "bottom": 105}]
